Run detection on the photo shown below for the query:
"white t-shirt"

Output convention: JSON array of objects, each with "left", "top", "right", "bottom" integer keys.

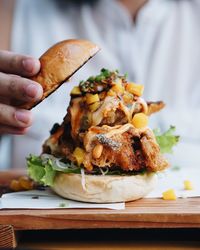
[{"left": 10, "top": 0, "right": 200, "bottom": 168}]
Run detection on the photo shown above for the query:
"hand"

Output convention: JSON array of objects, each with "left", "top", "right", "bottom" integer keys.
[{"left": 0, "top": 51, "right": 43, "bottom": 135}]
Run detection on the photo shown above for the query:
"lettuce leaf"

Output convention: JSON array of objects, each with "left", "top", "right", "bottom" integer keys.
[
  {"left": 153, "top": 126, "right": 180, "bottom": 154},
  {"left": 27, "top": 155, "right": 55, "bottom": 186},
  {"left": 41, "top": 164, "right": 56, "bottom": 186},
  {"left": 27, "top": 154, "right": 81, "bottom": 186},
  {"left": 27, "top": 155, "right": 46, "bottom": 184}
]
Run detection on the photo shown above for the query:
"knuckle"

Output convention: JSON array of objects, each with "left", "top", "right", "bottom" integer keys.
[
  {"left": 9, "top": 54, "right": 21, "bottom": 71},
  {"left": 0, "top": 104, "right": 17, "bottom": 127},
  {"left": 0, "top": 104, "right": 6, "bottom": 116},
  {"left": 0, "top": 105, "right": 8, "bottom": 123},
  {"left": 8, "top": 76, "right": 18, "bottom": 93},
  {"left": 8, "top": 75, "right": 26, "bottom": 97}
]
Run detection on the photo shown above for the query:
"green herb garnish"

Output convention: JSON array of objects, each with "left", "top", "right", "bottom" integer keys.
[
  {"left": 153, "top": 126, "right": 180, "bottom": 154},
  {"left": 59, "top": 202, "right": 67, "bottom": 208},
  {"left": 79, "top": 68, "right": 127, "bottom": 93}
]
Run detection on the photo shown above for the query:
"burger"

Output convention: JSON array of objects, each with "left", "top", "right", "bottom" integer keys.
[{"left": 26, "top": 39, "right": 179, "bottom": 203}]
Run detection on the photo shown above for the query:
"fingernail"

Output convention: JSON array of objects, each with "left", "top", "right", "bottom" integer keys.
[
  {"left": 25, "top": 84, "right": 39, "bottom": 98},
  {"left": 15, "top": 111, "right": 31, "bottom": 124},
  {"left": 22, "top": 58, "right": 36, "bottom": 73}
]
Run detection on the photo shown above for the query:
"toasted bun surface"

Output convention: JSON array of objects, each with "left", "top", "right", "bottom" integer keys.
[
  {"left": 52, "top": 172, "right": 157, "bottom": 203},
  {"left": 20, "top": 39, "right": 100, "bottom": 109}
]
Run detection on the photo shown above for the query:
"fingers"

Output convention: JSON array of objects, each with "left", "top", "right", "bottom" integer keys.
[
  {"left": 0, "top": 103, "right": 33, "bottom": 130},
  {"left": 0, "top": 51, "right": 41, "bottom": 135},
  {"left": 0, "top": 125, "right": 28, "bottom": 135},
  {"left": 0, "top": 72, "right": 43, "bottom": 103},
  {"left": 0, "top": 50, "right": 40, "bottom": 77}
]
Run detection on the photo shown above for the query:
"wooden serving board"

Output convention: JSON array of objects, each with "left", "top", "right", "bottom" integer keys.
[
  {"left": 1, "top": 198, "right": 200, "bottom": 230},
  {"left": 1, "top": 170, "right": 200, "bottom": 248}
]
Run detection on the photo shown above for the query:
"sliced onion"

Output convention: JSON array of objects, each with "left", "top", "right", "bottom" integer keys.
[
  {"left": 81, "top": 168, "right": 86, "bottom": 191},
  {"left": 41, "top": 153, "right": 57, "bottom": 164},
  {"left": 137, "top": 97, "right": 148, "bottom": 114},
  {"left": 41, "top": 153, "right": 54, "bottom": 160},
  {"left": 92, "top": 96, "right": 119, "bottom": 126},
  {"left": 41, "top": 154, "right": 69, "bottom": 170},
  {"left": 119, "top": 101, "right": 132, "bottom": 122},
  {"left": 99, "top": 167, "right": 109, "bottom": 175},
  {"left": 55, "top": 158, "right": 69, "bottom": 170}
]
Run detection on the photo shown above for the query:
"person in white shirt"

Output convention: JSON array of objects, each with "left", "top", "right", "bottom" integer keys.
[{"left": 0, "top": 0, "right": 200, "bottom": 169}]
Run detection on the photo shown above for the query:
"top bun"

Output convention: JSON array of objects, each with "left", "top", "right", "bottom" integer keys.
[{"left": 20, "top": 39, "right": 100, "bottom": 109}]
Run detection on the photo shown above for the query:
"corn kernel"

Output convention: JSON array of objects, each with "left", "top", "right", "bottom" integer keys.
[
  {"left": 70, "top": 86, "right": 81, "bottom": 95},
  {"left": 73, "top": 147, "right": 85, "bottom": 166},
  {"left": 84, "top": 160, "right": 93, "bottom": 171},
  {"left": 131, "top": 113, "right": 148, "bottom": 128},
  {"left": 19, "top": 176, "right": 34, "bottom": 190},
  {"left": 162, "top": 189, "right": 177, "bottom": 200},
  {"left": 10, "top": 180, "right": 22, "bottom": 192},
  {"left": 125, "top": 83, "right": 144, "bottom": 96},
  {"left": 111, "top": 83, "right": 124, "bottom": 94},
  {"left": 86, "top": 93, "right": 99, "bottom": 104},
  {"left": 184, "top": 180, "right": 193, "bottom": 190},
  {"left": 92, "top": 144, "right": 103, "bottom": 159},
  {"left": 107, "top": 89, "right": 116, "bottom": 97},
  {"left": 89, "top": 101, "right": 100, "bottom": 112},
  {"left": 123, "top": 93, "right": 133, "bottom": 104}
]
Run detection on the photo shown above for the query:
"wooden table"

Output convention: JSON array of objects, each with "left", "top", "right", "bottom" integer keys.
[{"left": 1, "top": 170, "right": 200, "bottom": 249}]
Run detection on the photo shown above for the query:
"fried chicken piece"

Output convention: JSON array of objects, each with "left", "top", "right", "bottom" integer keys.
[
  {"left": 147, "top": 101, "right": 165, "bottom": 115},
  {"left": 140, "top": 129, "right": 169, "bottom": 171},
  {"left": 84, "top": 124, "right": 169, "bottom": 172}
]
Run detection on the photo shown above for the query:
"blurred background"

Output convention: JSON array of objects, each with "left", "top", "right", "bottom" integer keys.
[{"left": 0, "top": 0, "right": 200, "bottom": 170}]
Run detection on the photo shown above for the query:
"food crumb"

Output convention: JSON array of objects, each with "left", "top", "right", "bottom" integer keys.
[
  {"left": 184, "top": 180, "right": 193, "bottom": 190},
  {"left": 59, "top": 202, "right": 67, "bottom": 207},
  {"left": 32, "top": 196, "right": 39, "bottom": 199},
  {"left": 162, "top": 189, "right": 177, "bottom": 200},
  {"left": 171, "top": 165, "right": 180, "bottom": 171}
]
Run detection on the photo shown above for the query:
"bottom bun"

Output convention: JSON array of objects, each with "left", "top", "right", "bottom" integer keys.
[{"left": 52, "top": 172, "right": 157, "bottom": 203}]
